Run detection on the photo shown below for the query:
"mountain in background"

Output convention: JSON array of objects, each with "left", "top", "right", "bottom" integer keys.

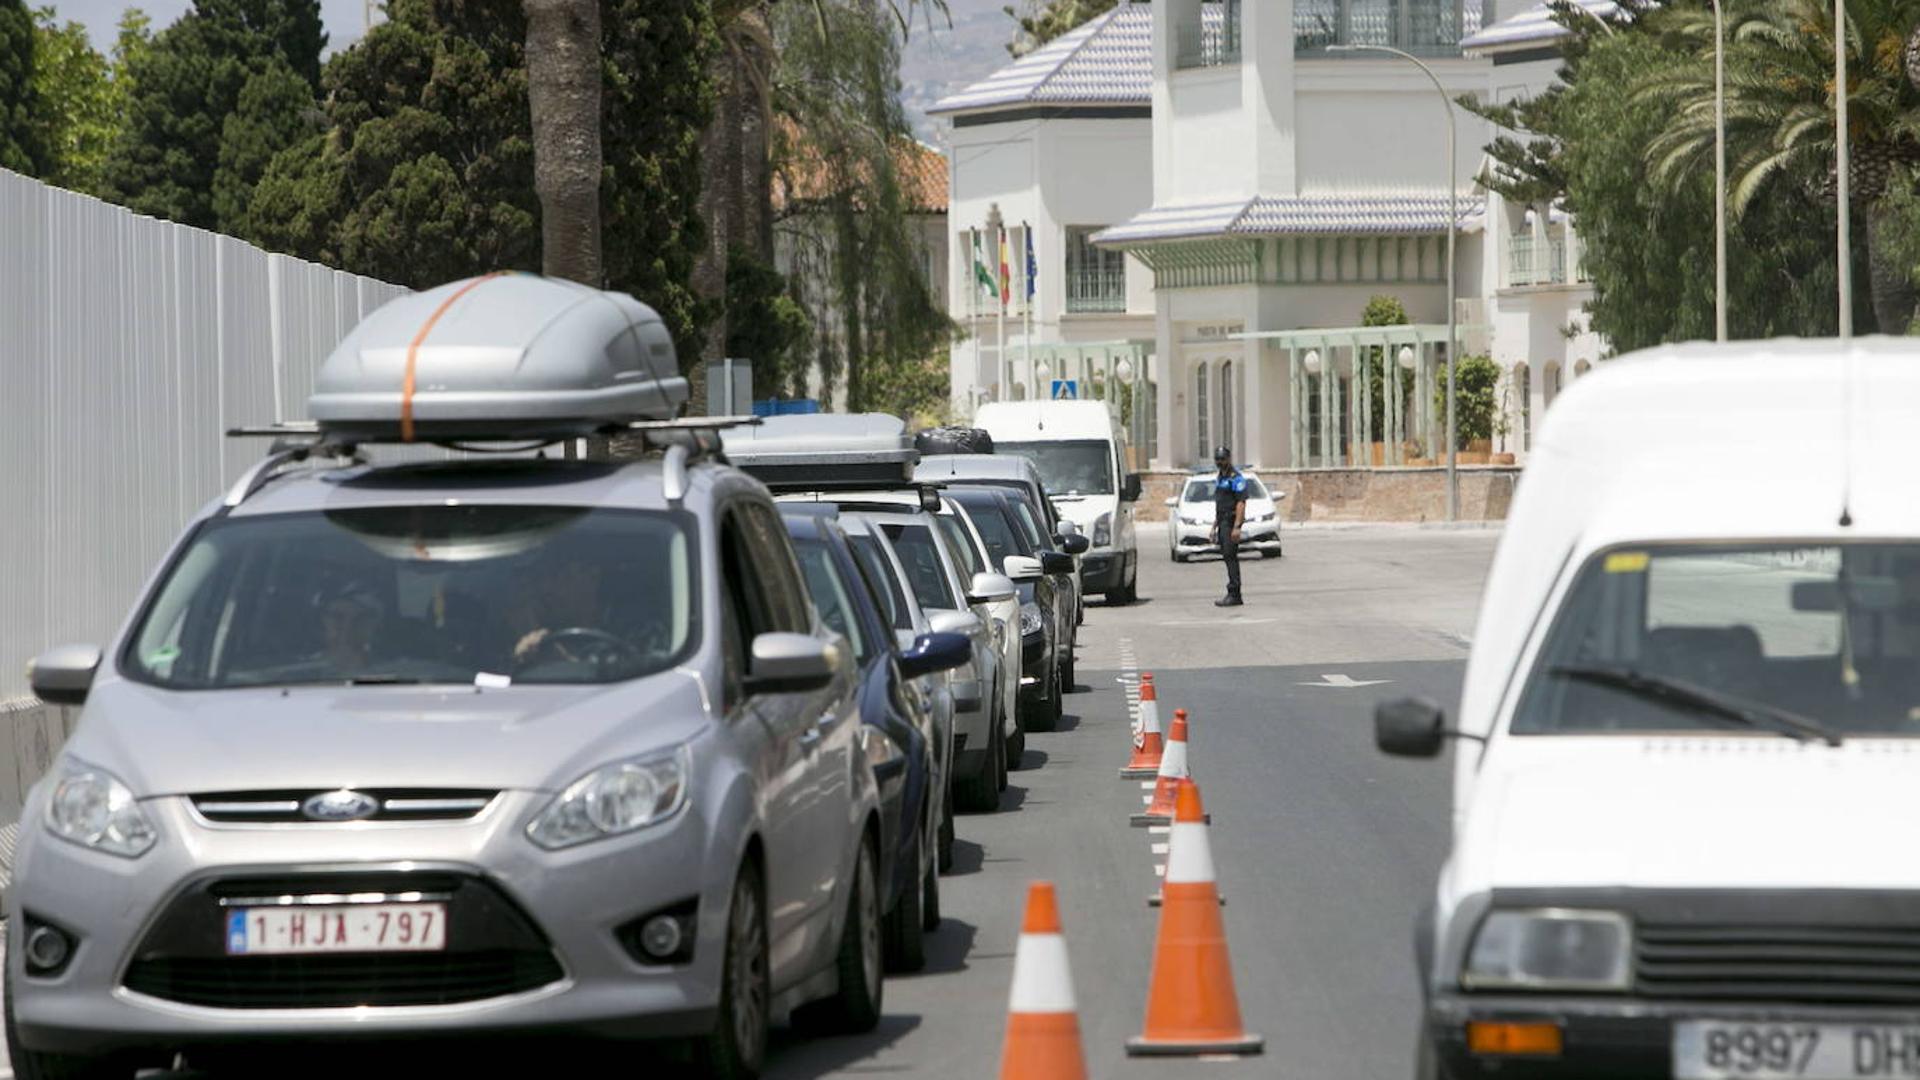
[{"left": 900, "top": 0, "right": 1020, "bottom": 145}]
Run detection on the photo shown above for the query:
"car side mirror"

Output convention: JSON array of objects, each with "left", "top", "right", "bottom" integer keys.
[
  {"left": 968, "top": 572, "right": 1017, "bottom": 605},
  {"left": 1057, "top": 534, "right": 1090, "bottom": 556},
  {"left": 927, "top": 609, "right": 982, "bottom": 637},
  {"left": 1123, "top": 473, "right": 1143, "bottom": 502},
  {"left": 1375, "top": 697, "right": 1449, "bottom": 758},
  {"left": 30, "top": 644, "right": 101, "bottom": 707},
  {"left": 1056, "top": 519, "right": 1081, "bottom": 538},
  {"left": 1040, "top": 552, "right": 1074, "bottom": 575},
  {"left": 899, "top": 632, "right": 972, "bottom": 679},
  {"left": 1003, "top": 555, "right": 1044, "bottom": 582},
  {"left": 747, "top": 633, "right": 841, "bottom": 694}
]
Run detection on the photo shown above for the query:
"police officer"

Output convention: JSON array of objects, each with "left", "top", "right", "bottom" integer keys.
[{"left": 1212, "top": 445, "right": 1248, "bottom": 607}]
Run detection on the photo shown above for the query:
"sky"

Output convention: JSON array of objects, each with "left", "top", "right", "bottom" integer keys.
[
  {"left": 43, "top": 0, "right": 1018, "bottom": 138},
  {"left": 45, "top": 0, "right": 374, "bottom": 53}
]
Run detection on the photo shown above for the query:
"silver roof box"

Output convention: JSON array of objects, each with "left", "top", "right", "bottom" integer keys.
[
  {"left": 722, "top": 413, "right": 917, "bottom": 490},
  {"left": 307, "top": 274, "right": 688, "bottom": 442}
]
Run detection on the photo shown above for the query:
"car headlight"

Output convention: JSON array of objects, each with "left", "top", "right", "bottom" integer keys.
[
  {"left": 1019, "top": 602, "right": 1044, "bottom": 637},
  {"left": 1093, "top": 512, "right": 1113, "bottom": 547},
  {"left": 528, "top": 748, "right": 689, "bottom": 850},
  {"left": 1252, "top": 511, "right": 1275, "bottom": 523},
  {"left": 1180, "top": 514, "right": 1204, "bottom": 527},
  {"left": 47, "top": 764, "right": 157, "bottom": 859},
  {"left": 1463, "top": 909, "right": 1632, "bottom": 991}
]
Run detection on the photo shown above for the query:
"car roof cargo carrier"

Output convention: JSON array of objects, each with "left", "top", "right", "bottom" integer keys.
[{"left": 304, "top": 272, "right": 690, "bottom": 443}]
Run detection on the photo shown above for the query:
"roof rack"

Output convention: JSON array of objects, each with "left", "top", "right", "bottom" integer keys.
[{"left": 221, "top": 415, "right": 761, "bottom": 509}]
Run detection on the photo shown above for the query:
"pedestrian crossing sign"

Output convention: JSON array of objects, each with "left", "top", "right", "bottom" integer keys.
[{"left": 1051, "top": 380, "right": 1078, "bottom": 400}]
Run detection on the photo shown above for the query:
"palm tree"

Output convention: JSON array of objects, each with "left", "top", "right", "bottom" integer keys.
[
  {"left": 695, "top": 0, "right": 947, "bottom": 363},
  {"left": 1640, "top": 0, "right": 1920, "bottom": 332},
  {"left": 524, "top": 0, "right": 602, "bottom": 285}
]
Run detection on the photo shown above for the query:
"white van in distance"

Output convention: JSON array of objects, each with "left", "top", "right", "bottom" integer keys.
[
  {"left": 972, "top": 401, "right": 1143, "bottom": 604},
  {"left": 1379, "top": 341, "right": 1920, "bottom": 1080}
]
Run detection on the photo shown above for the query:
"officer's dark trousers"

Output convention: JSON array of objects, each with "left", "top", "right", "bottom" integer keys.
[{"left": 1217, "top": 525, "right": 1241, "bottom": 597}]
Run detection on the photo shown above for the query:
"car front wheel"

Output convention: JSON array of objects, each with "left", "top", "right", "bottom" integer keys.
[
  {"left": 883, "top": 828, "right": 928, "bottom": 973},
  {"left": 693, "top": 867, "right": 770, "bottom": 1080},
  {"left": 7, "top": 968, "right": 132, "bottom": 1080},
  {"left": 803, "top": 837, "right": 883, "bottom": 1034}
]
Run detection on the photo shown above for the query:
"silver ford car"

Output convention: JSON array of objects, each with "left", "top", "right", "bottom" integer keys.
[{"left": 8, "top": 275, "right": 916, "bottom": 1080}]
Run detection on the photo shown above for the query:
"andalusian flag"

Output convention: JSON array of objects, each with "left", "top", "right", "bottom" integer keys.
[
  {"left": 998, "top": 227, "right": 1012, "bottom": 310},
  {"left": 972, "top": 229, "right": 997, "bottom": 303}
]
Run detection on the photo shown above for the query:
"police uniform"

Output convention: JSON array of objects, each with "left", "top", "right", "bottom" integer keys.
[{"left": 1212, "top": 448, "right": 1248, "bottom": 606}]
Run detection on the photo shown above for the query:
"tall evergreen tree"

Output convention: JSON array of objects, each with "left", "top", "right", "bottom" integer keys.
[
  {"left": 105, "top": 0, "right": 324, "bottom": 228},
  {"left": 0, "top": 0, "right": 44, "bottom": 173},
  {"left": 1003, "top": 0, "right": 1114, "bottom": 56}
]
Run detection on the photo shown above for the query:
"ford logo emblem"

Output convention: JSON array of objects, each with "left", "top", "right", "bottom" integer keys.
[{"left": 302, "top": 789, "right": 380, "bottom": 822}]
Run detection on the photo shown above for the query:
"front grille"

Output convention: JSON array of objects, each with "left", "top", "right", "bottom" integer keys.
[
  {"left": 1637, "top": 924, "right": 1920, "bottom": 1005},
  {"left": 191, "top": 789, "right": 497, "bottom": 824},
  {"left": 125, "top": 870, "right": 562, "bottom": 1009},
  {"left": 123, "top": 950, "right": 563, "bottom": 1008}
]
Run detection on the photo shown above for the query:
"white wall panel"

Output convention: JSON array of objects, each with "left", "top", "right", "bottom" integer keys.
[{"left": 0, "top": 168, "right": 408, "bottom": 700}]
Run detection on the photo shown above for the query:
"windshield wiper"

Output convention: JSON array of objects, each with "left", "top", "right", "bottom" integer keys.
[
  {"left": 1549, "top": 664, "right": 1843, "bottom": 747},
  {"left": 343, "top": 674, "right": 432, "bottom": 686}
]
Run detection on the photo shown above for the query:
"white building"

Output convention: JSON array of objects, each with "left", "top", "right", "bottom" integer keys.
[{"left": 934, "top": 0, "right": 1611, "bottom": 472}]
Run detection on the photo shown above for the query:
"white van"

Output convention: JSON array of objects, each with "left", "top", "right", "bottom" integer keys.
[
  {"left": 1380, "top": 341, "right": 1920, "bottom": 1080},
  {"left": 973, "top": 401, "right": 1143, "bottom": 603}
]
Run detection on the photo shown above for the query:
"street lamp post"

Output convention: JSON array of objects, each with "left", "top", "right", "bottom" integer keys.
[
  {"left": 1714, "top": 0, "right": 1727, "bottom": 341},
  {"left": 1331, "top": 43, "right": 1458, "bottom": 521},
  {"left": 1836, "top": 0, "right": 1853, "bottom": 338}
]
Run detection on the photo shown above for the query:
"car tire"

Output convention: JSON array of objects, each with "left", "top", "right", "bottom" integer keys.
[
  {"left": 920, "top": 835, "right": 942, "bottom": 931},
  {"left": 1008, "top": 721, "right": 1028, "bottom": 769},
  {"left": 938, "top": 782, "right": 955, "bottom": 870},
  {"left": 1059, "top": 652, "right": 1076, "bottom": 694},
  {"left": 883, "top": 829, "right": 927, "bottom": 974},
  {"left": 804, "top": 837, "right": 884, "bottom": 1034},
  {"left": 1416, "top": 1018, "right": 1454, "bottom": 1080},
  {"left": 956, "top": 722, "right": 999, "bottom": 813},
  {"left": 995, "top": 704, "right": 1010, "bottom": 792},
  {"left": 692, "top": 867, "right": 770, "bottom": 1080},
  {"left": 1027, "top": 668, "right": 1061, "bottom": 732}
]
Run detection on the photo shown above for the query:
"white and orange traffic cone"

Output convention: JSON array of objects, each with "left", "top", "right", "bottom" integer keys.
[
  {"left": 1000, "top": 881, "right": 1089, "bottom": 1080},
  {"left": 1127, "top": 779, "right": 1264, "bottom": 1058},
  {"left": 1120, "top": 673, "right": 1164, "bottom": 779},
  {"left": 1130, "top": 709, "right": 1207, "bottom": 827}
]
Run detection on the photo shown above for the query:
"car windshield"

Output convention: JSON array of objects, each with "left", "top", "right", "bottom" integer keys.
[
  {"left": 880, "top": 523, "right": 956, "bottom": 611},
  {"left": 959, "top": 499, "right": 1029, "bottom": 571},
  {"left": 1513, "top": 543, "right": 1920, "bottom": 737},
  {"left": 793, "top": 539, "right": 871, "bottom": 664},
  {"left": 1184, "top": 475, "right": 1267, "bottom": 502},
  {"left": 125, "top": 506, "right": 698, "bottom": 688},
  {"left": 996, "top": 440, "right": 1113, "bottom": 497},
  {"left": 848, "top": 534, "right": 912, "bottom": 630}
]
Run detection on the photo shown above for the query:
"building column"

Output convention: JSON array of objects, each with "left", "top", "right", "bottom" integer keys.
[{"left": 1153, "top": 302, "right": 1180, "bottom": 471}]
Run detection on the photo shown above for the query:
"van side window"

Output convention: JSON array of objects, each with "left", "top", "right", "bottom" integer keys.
[{"left": 717, "top": 509, "right": 766, "bottom": 692}]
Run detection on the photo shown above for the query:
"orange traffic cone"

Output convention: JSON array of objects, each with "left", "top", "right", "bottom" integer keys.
[
  {"left": 1120, "top": 673, "right": 1164, "bottom": 779},
  {"left": 1127, "top": 779, "right": 1264, "bottom": 1057},
  {"left": 1000, "top": 882, "right": 1089, "bottom": 1080},
  {"left": 1130, "top": 710, "right": 1206, "bottom": 827}
]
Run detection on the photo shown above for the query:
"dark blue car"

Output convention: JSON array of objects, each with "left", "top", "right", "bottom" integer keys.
[{"left": 783, "top": 512, "right": 969, "bottom": 972}]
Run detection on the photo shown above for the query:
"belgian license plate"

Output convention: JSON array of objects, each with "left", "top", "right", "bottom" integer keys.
[
  {"left": 1675, "top": 1021, "right": 1920, "bottom": 1078},
  {"left": 225, "top": 904, "right": 447, "bottom": 956}
]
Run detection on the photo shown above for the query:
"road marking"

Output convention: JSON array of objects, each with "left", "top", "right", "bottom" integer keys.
[
  {"left": 1147, "top": 826, "right": 1169, "bottom": 835},
  {"left": 1151, "top": 842, "right": 1169, "bottom": 855},
  {"left": 1153, "top": 864, "right": 1166, "bottom": 877},
  {"left": 1139, "top": 781, "right": 1155, "bottom": 790},
  {"left": 1297, "top": 673, "right": 1391, "bottom": 688}
]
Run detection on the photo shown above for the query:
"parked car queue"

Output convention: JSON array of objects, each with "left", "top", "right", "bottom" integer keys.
[{"left": 6, "top": 274, "right": 1116, "bottom": 1080}]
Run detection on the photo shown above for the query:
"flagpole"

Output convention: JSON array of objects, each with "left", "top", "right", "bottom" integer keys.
[
  {"left": 971, "top": 228, "right": 984, "bottom": 409},
  {"left": 1023, "top": 222, "right": 1035, "bottom": 400},
  {"left": 988, "top": 204, "right": 1008, "bottom": 399}
]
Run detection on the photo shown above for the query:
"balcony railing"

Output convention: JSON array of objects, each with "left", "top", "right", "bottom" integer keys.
[
  {"left": 1294, "top": 0, "right": 1483, "bottom": 57},
  {"left": 1507, "top": 234, "right": 1585, "bottom": 288},
  {"left": 1175, "top": 13, "right": 1242, "bottom": 70},
  {"left": 1066, "top": 266, "right": 1127, "bottom": 313}
]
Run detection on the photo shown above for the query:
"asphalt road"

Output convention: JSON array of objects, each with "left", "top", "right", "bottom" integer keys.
[
  {"left": 0, "top": 523, "right": 1498, "bottom": 1079},
  {"left": 764, "top": 523, "right": 1498, "bottom": 1080}
]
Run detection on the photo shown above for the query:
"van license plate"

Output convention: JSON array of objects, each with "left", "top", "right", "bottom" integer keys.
[
  {"left": 1675, "top": 1021, "right": 1920, "bottom": 1078},
  {"left": 225, "top": 904, "right": 447, "bottom": 955}
]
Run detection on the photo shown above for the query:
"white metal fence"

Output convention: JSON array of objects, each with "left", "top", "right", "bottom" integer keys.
[{"left": 0, "top": 168, "right": 408, "bottom": 702}]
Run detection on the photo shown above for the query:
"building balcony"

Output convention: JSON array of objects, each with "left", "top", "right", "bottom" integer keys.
[
  {"left": 1175, "top": 9, "right": 1242, "bottom": 70},
  {"left": 1065, "top": 267, "right": 1128, "bottom": 313},
  {"left": 1294, "top": 0, "right": 1484, "bottom": 57},
  {"left": 1506, "top": 233, "right": 1590, "bottom": 288}
]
